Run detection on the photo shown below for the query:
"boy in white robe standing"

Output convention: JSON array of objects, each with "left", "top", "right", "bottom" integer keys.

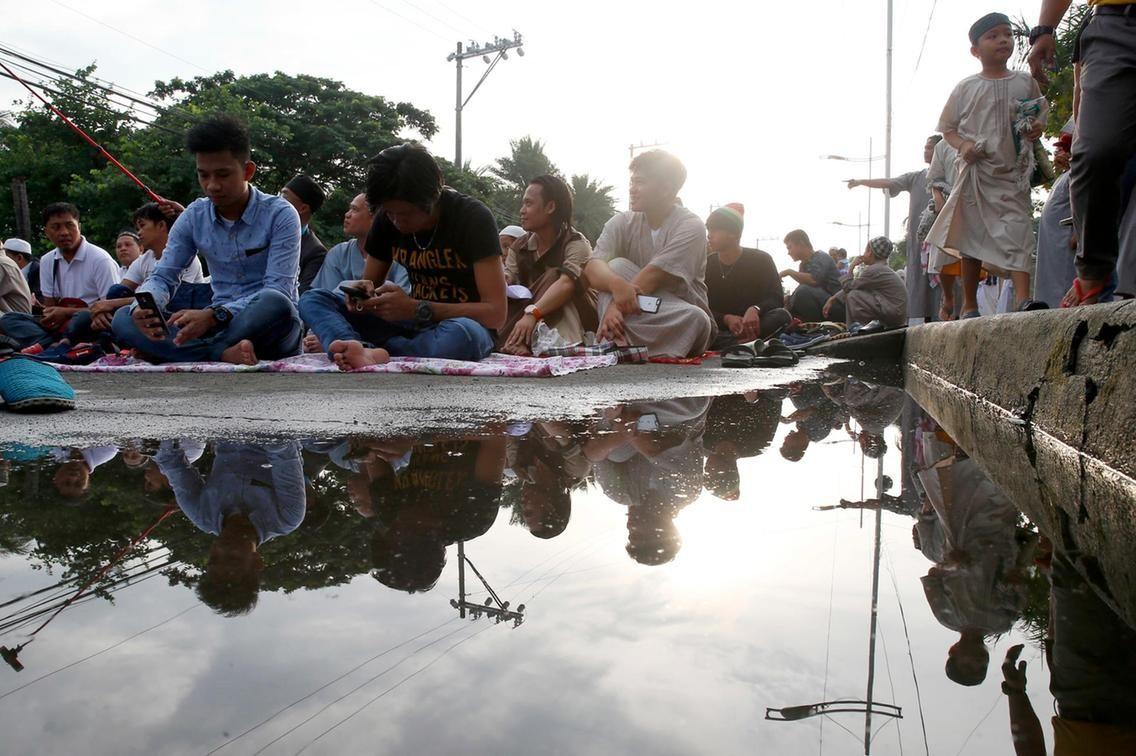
[{"left": 926, "top": 12, "right": 1048, "bottom": 317}]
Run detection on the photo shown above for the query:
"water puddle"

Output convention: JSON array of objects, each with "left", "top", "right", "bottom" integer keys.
[{"left": 0, "top": 371, "right": 1131, "bottom": 755}]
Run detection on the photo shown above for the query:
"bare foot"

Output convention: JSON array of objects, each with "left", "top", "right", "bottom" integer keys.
[
  {"left": 220, "top": 339, "right": 258, "bottom": 365},
  {"left": 328, "top": 339, "right": 390, "bottom": 371}
]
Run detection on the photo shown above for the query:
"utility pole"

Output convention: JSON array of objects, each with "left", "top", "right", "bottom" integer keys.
[
  {"left": 11, "top": 178, "right": 30, "bottom": 240},
  {"left": 447, "top": 32, "right": 524, "bottom": 169},
  {"left": 884, "top": 0, "right": 894, "bottom": 239}
]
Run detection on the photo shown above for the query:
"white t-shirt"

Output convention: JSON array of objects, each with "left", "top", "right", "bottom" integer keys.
[
  {"left": 123, "top": 249, "right": 205, "bottom": 286},
  {"left": 39, "top": 238, "right": 121, "bottom": 305}
]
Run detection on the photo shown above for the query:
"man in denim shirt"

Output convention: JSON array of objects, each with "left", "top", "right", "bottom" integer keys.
[{"left": 112, "top": 115, "right": 302, "bottom": 364}]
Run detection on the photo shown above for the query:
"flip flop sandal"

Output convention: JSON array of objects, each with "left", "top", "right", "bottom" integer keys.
[
  {"left": 750, "top": 339, "right": 800, "bottom": 367},
  {"left": 1017, "top": 299, "right": 1049, "bottom": 312},
  {"left": 721, "top": 339, "right": 765, "bottom": 368},
  {"left": 1060, "top": 277, "right": 1108, "bottom": 308},
  {"left": 960, "top": 310, "right": 981, "bottom": 320},
  {"left": 0, "top": 355, "right": 77, "bottom": 413}
]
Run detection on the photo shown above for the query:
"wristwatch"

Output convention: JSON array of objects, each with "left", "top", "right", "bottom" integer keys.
[
  {"left": 414, "top": 300, "right": 433, "bottom": 328},
  {"left": 211, "top": 305, "right": 233, "bottom": 325},
  {"left": 524, "top": 304, "right": 543, "bottom": 321},
  {"left": 1028, "top": 25, "right": 1055, "bottom": 45}
]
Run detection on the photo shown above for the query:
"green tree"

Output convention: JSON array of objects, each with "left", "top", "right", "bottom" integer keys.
[
  {"left": 487, "top": 136, "right": 559, "bottom": 226},
  {"left": 1012, "top": 5, "right": 1089, "bottom": 137},
  {"left": 0, "top": 66, "right": 495, "bottom": 251},
  {"left": 570, "top": 174, "right": 617, "bottom": 243}
]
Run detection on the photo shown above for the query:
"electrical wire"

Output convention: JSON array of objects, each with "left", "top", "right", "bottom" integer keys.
[
  {"left": 363, "top": 0, "right": 451, "bottom": 42},
  {"left": 205, "top": 617, "right": 460, "bottom": 754},
  {"left": 47, "top": 0, "right": 210, "bottom": 73},
  {"left": 0, "top": 603, "right": 198, "bottom": 702},
  {"left": 295, "top": 622, "right": 497, "bottom": 753}
]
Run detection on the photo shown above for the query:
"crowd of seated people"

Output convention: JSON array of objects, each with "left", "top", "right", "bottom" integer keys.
[{"left": 0, "top": 112, "right": 923, "bottom": 372}]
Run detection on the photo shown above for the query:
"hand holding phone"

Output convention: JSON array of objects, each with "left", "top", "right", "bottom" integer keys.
[
  {"left": 133, "top": 292, "right": 168, "bottom": 335},
  {"left": 637, "top": 294, "right": 662, "bottom": 314}
]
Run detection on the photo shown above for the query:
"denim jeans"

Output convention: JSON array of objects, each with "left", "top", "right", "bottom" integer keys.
[
  {"left": 298, "top": 288, "right": 495, "bottom": 361},
  {"left": 0, "top": 312, "right": 55, "bottom": 348},
  {"left": 111, "top": 289, "right": 301, "bottom": 363}
]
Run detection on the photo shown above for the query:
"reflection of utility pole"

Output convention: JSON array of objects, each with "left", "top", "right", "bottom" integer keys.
[
  {"left": 450, "top": 542, "right": 525, "bottom": 627},
  {"left": 447, "top": 32, "right": 524, "bottom": 169},
  {"left": 767, "top": 457, "right": 901, "bottom": 754}
]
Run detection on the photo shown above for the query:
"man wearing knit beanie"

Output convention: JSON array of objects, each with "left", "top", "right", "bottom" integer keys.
[
  {"left": 705, "top": 203, "right": 791, "bottom": 346},
  {"left": 822, "top": 236, "right": 907, "bottom": 327},
  {"left": 281, "top": 174, "right": 327, "bottom": 295}
]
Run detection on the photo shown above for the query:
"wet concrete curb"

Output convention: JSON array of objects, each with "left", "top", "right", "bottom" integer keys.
[
  {"left": 905, "top": 300, "right": 1136, "bottom": 481},
  {"left": 905, "top": 301, "right": 1136, "bottom": 627},
  {"left": 0, "top": 358, "right": 830, "bottom": 446}
]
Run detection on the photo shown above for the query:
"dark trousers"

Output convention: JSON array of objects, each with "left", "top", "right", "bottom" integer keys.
[
  {"left": 710, "top": 307, "right": 793, "bottom": 349},
  {"left": 788, "top": 285, "right": 844, "bottom": 323},
  {"left": 1071, "top": 12, "right": 1136, "bottom": 280}
]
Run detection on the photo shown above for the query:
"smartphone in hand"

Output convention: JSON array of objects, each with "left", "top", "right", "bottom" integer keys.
[
  {"left": 340, "top": 284, "right": 371, "bottom": 302},
  {"left": 134, "top": 292, "right": 168, "bottom": 334},
  {"left": 637, "top": 295, "right": 662, "bottom": 313}
]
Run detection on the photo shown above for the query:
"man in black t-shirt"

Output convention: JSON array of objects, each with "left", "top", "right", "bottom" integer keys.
[
  {"left": 704, "top": 203, "right": 792, "bottom": 347},
  {"left": 298, "top": 143, "right": 506, "bottom": 369},
  {"left": 780, "top": 228, "right": 845, "bottom": 323}
]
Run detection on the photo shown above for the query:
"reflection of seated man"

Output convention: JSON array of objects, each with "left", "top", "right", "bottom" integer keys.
[
  {"left": 298, "top": 143, "right": 506, "bottom": 370},
  {"left": 999, "top": 539, "right": 1136, "bottom": 755},
  {"left": 911, "top": 437, "right": 1033, "bottom": 687},
  {"left": 498, "top": 175, "right": 597, "bottom": 356},
  {"left": 114, "top": 115, "right": 304, "bottom": 365},
  {"left": 507, "top": 420, "right": 591, "bottom": 538},
  {"left": 822, "top": 377, "right": 905, "bottom": 458},
  {"left": 780, "top": 229, "right": 843, "bottom": 323},
  {"left": 703, "top": 392, "right": 781, "bottom": 500},
  {"left": 582, "top": 151, "right": 715, "bottom": 358},
  {"left": 705, "top": 203, "right": 791, "bottom": 347},
  {"left": 50, "top": 445, "right": 119, "bottom": 500},
  {"left": 584, "top": 398, "right": 711, "bottom": 565},
  {"left": 780, "top": 383, "right": 847, "bottom": 462},
  {"left": 303, "top": 192, "right": 410, "bottom": 353},
  {"left": 155, "top": 441, "right": 305, "bottom": 616},
  {"left": 368, "top": 435, "right": 505, "bottom": 592}
]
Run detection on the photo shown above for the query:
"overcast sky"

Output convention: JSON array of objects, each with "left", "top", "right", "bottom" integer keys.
[{"left": 1, "top": 0, "right": 1053, "bottom": 267}]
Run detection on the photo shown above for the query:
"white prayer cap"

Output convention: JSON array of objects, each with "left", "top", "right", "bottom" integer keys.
[{"left": 499, "top": 225, "right": 524, "bottom": 238}]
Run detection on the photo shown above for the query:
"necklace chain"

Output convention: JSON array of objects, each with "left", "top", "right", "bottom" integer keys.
[{"left": 411, "top": 225, "right": 438, "bottom": 251}]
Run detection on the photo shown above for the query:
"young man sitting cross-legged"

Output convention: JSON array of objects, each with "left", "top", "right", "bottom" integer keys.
[
  {"left": 112, "top": 115, "right": 303, "bottom": 364},
  {"left": 299, "top": 143, "right": 506, "bottom": 370}
]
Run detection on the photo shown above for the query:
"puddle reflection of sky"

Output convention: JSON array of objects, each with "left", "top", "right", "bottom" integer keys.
[{"left": 0, "top": 383, "right": 1070, "bottom": 755}]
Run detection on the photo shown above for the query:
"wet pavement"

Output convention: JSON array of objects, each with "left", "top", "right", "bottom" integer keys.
[{"left": 0, "top": 368, "right": 1132, "bottom": 755}]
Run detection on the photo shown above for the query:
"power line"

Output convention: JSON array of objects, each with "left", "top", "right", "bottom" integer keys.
[
  {"left": 0, "top": 43, "right": 202, "bottom": 123},
  {"left": 363, "top": 0, "right": 451, "bottom": 42},
  {"left": 389, "top": 0, "right": 468, "bottom": 38},
  {"left": 432, "top": 0, "right": 497, "bottom": 38},
  {"left": 911, "top": 0, "right": 940, "bottom": 77},
  {"left": 47, "top": 0, "right": 210, "bottom": 73}
]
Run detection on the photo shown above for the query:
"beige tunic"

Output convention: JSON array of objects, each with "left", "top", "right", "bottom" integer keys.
[
  {"left": 592, "top": 206, "right": 715, "bottom": 357},
  {"left": 926, "top": 71, "right": 1047, "bottom": 275},
  {"left": 0, "top": 254, "right": 33, "bottom": 314},
  {"left": 832, "top": 262, "right": 908, "bottom": 327},
  {"left": 502, "top": 231, "right": 595, "bottom": 345}
]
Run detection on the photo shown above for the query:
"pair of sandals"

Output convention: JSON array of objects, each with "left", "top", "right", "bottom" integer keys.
[{"left": 721, "top": 338, "right": 800, "bottom": 368}]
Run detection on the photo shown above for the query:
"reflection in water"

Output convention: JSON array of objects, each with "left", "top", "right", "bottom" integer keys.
[
  {"left": 585, "top": 398, "right": 710, "bottom": 565},
  {"left": 158, "top": 441, "right": 306, "bottom": 616},
  {"left": 0, "top": 374, "right": 1133, "bottom": 754}
]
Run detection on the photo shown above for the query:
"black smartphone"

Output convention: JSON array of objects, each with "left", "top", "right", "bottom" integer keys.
[
  {"left": 340, "top": 284, "right": 371, "bottom": 301},
  {"left": 134, "top": 292, "right": 168, "bottom": 334}
]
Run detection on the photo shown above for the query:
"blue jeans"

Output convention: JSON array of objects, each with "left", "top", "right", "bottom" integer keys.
[
  {"left": 111, "top": 289, "right": 302, "bottom": 363},
  {"left": 0, "top": 312, "right": 55, "bottom": 348},
  {"left": 298, "top": 288, "right": 495, "bottom": 361}
]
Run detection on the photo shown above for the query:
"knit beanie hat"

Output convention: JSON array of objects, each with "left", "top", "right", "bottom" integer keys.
[
  {"left": 706, "top": 203, "right": 745, "bottom": 236},
  {"left": 969, "top": 12, "right": 1011, "bottom": 45}
]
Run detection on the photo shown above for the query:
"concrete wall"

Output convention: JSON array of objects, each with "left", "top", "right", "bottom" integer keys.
[{"left": 904, "top": 301, "right": 1136, "bottom": 627}]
